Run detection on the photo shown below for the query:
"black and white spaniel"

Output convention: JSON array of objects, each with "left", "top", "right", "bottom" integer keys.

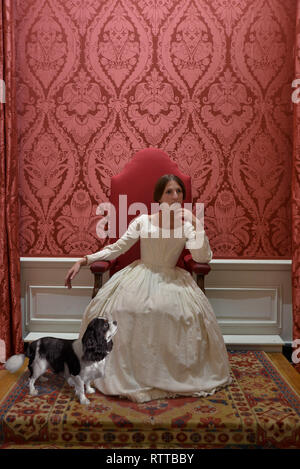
[{"left": 5, "top": 318, "right": 117, "bottom": 405}]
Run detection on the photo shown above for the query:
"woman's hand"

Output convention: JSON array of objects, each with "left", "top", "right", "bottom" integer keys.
[
  {"left": 175, "top": 208, "right": 200, "bottom": 230},
  {"left": 64, "top": 258, "right": 87, "bottom": 289}
]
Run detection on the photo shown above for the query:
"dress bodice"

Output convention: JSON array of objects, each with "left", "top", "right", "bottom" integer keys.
[
  {"left": 85, "top": 213, "right": 212, "bottom": 267},
  {"left": 139, "top": 217, "right": 188, "bottom": 268}
]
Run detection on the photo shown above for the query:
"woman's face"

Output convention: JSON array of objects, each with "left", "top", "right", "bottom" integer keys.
[{"left": 159, "top": 180, "right": 184, "bottom": 205}]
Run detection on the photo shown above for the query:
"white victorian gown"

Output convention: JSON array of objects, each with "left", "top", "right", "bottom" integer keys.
[{"left": 79, "top": 214, "right": 231, "bottom": 403}]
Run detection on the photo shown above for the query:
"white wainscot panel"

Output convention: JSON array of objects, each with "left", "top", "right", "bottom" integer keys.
[
  {"left": 25, "top": 284, "right": 93, "bottom": 333},
  {"left": 21, "top": 258, "right": 94, "bottom": 337},
  {"left": 28, "top": 285, "right": 91, "bottom": 320},
  {"left": 204, "top": 260, "right": 292, "bottom": 351},
  {"left": 207, "top": 286, "right": 280, "bottom": 333},
  {"left": 21, "top": 258, "right": 292, "bottom": 350}
]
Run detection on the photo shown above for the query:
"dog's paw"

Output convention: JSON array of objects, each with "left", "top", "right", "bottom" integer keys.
[
  {"left": 29, "top": 388, "right": 38, "bottom": 396},
  {"left": 86, "top": 385, "right": 95, "bottom": 394},
  {"left": 67, "top": 378, "right": 75, "bottom": 387},
  {"left": 80, "top": 396, "right": 90, "bottom": 405}
]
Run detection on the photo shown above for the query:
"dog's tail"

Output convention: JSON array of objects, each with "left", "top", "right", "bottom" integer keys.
[{"left": 4, "top": 354, "right": 26, "bottom": 373}]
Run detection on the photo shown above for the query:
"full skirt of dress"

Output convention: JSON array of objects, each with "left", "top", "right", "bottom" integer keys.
[{"left": 79, "top": 259, "right": 232, "bottom": 403}]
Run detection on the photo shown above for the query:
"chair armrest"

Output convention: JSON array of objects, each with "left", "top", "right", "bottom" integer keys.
[
  {"left": 89, "top": 259, "right": 117, "bottom": 274},
  {"left": 89, "top": 260, "right": 117, "bottom": 298},
  {"left": 183, "top": 254, "right": 211, "bottom": 294},
  {"left": 183, "top": 254, "right": 211, "bottom": 275}
]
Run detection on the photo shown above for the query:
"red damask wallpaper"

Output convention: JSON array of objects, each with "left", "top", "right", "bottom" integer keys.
[{"left": 14, "top": 0, "right": 296, "bottom": 258}]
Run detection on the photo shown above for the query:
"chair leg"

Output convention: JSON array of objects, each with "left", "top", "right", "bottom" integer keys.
[
  {"left": 92, "top": 273, "right": 104, "bottom": 299},
  {"left": 196, "top": 274, "right": 205, "bottom": 294}
]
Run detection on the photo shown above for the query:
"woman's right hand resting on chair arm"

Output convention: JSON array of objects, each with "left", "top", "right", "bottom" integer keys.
[{"left": 64, "top": 257, "right": 87, "bottom": 289}]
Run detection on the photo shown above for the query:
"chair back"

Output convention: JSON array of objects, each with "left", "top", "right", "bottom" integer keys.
[{"left": 109, "top": 148, "right": 192, "bottom": 274}]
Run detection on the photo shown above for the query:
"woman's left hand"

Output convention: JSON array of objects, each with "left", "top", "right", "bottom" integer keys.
[{"left": 175, "top": 208, "right": 199, "bottom": 230}]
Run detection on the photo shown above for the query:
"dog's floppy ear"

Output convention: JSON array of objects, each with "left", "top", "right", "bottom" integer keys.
[
  {"left": 107, "top": 340, "right": 113, "bottom": 353},
  {"left": 82, "top": 318, "right": 110, "bottom": 362}
]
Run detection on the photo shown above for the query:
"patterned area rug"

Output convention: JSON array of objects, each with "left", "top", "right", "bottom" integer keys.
[{"left": 0, "top": 351, "right": 300, "bottom": 449}]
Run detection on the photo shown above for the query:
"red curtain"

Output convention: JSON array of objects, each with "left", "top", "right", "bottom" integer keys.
[
  {"left": 0, "top": 0, "right": 23, "bottom": 359},
  {"left": 292, "top": 2, "right": 300, "bottom": 373}
]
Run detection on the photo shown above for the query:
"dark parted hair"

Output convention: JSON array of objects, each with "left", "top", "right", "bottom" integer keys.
[{"left": 153, "top": 174, "right": 186, "bottom": 203}]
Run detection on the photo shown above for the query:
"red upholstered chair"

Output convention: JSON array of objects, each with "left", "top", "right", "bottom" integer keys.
[{"left": 90, "top": 148, "right": 211, "bottom": 298}]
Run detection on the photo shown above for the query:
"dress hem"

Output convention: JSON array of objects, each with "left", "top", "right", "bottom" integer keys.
[{"left": 96, "top": 376, "right": 233, "bottom": 403}]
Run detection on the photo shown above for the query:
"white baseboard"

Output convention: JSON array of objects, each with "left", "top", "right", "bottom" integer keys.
[
  {"left": 21, "top": 257, "right": 292, "bottom": 351},
  {"left": 23, "top": 332, "right": 284, "bottom": 353},
  {"left": 224, "top": 334, "right": 284, "bottom": 352},
  {"left": 23, "top": 332, "right": 79, "bottom": 342}
]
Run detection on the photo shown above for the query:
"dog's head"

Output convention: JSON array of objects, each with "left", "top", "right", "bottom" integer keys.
[{"left": 82, "top": 317, "right": 117, "bottom": 362}]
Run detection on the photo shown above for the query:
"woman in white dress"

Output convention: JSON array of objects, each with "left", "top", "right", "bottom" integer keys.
[{"left": 65, "top": 175, "right": 231, "bottom": 403}]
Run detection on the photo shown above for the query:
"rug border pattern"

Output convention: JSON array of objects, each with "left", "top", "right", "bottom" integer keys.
[{"left": 0, "top": 351, "right": 299, "bottom": 449}]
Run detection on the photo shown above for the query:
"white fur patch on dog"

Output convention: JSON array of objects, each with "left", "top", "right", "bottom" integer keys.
[{"left": 5, "top": 354, "right": 25, "bottom": 373}]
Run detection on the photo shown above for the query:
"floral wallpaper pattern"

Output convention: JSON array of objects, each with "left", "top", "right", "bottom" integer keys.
[{"left": 14, "top": 0, "right": 296, "bottom": 258}]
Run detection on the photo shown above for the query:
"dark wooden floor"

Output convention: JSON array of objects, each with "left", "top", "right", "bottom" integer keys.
[{"left": 266, "top": 353, "right": 300, "bottom": 395}]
